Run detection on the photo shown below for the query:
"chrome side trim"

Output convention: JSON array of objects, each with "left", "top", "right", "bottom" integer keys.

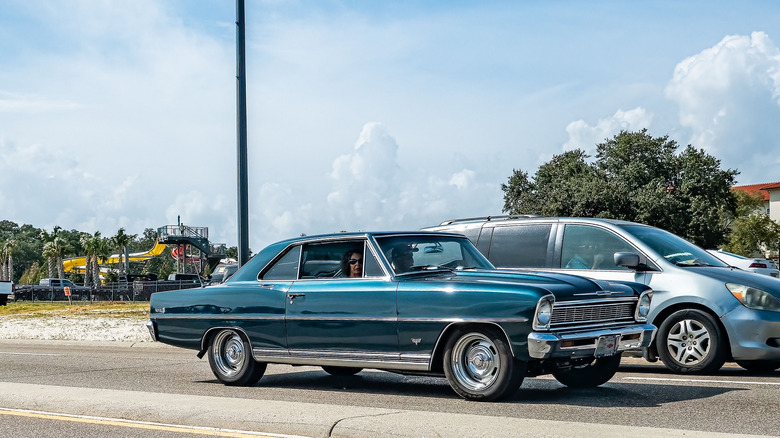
[
  {"left": 151, "top": 315, "right": 528, "bottom": 324},
  {"left": 151, "top": 315, "right": 284, "bottom": 320},
  {"left": 252, "top": 348, "right": 431, "bottom": 371},
  {"left": 398, "top": 316, "right": 528, "bottom": 323}
]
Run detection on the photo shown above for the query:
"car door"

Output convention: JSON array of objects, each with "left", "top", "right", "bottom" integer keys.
[
  {"left": 284, "top": 240, "right": 399, "bottom": 358},
  {"left": 552, "top": 223, "right": 652, "bottom": 285}
]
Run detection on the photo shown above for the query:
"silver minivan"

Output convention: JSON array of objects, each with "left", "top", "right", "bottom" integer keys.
[{"left": 426, "top": 216, "right": 780, "bottom": 374}]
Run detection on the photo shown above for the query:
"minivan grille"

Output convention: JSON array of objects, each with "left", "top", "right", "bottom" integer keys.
[{"left": 550, "top": 299, "right": 636, "bottom": 331}]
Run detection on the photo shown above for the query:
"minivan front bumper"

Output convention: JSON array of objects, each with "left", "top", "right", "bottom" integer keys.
[
  {"left": 720, "top": 305, "right": 780, "bottom": 361},
  {"left": 527, "top": 323, "right": 656, "bottom": 359}
]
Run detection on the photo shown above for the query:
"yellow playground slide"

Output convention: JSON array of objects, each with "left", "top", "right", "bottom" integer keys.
[{"left": 63, "top": 240, "right": 167, "bottom": 274}]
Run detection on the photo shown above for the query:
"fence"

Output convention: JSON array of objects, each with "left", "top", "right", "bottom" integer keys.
[{"left": 12, "top": 280, "right": 204, "bottom": 303}]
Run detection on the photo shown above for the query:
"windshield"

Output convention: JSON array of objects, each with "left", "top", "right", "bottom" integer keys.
[
  {"left": 374, "top": 234, "right": 494, "bottom": 275},
  {"left": 618, "top": 225, "right": 728, "bottom": 267}
]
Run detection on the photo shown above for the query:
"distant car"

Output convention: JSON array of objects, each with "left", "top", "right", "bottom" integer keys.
[
  {"left": 706, "top": 250, "right": 779, "bottom": 278},
  {"left": 209, "top": 263, "right": 238, "bottom": 284},
  {"left": 148, "top": 231, "right": 655, "bottom": 401}
]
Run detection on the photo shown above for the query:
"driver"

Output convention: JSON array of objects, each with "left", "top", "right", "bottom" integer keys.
[{"left": 390, "top": 245, "right": 416, "bottom": 274}]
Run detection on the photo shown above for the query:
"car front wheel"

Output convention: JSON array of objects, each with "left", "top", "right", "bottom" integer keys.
[
  {"left": 656, "top": 309, "right": 726, "bottom": 374},
  {"left": 208, "top": 329, "right": 266, "bottom": 386},
  {"left": 443, "top": 326, "right": 524, "bottom": 401},
  {"left": 551, "top": 354, "right": 622, "bottom": 387}
]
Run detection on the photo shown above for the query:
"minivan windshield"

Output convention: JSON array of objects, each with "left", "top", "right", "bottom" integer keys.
[{"left": 618, "top": 225, "right": 728, "bottom": 267}]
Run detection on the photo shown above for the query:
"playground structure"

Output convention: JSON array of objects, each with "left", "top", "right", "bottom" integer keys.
[
  {"left": 62, "top": 224, "right": 226, "bottom": 278},
  {"left": 156, "top": 224, "right": 226, "bottom": 276},
  {"left": 63, "top": 241, "right": 167, "bottom": 276}
]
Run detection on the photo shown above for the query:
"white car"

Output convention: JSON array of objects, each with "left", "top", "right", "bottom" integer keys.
[{"left": 707, "top": 250, "right": 779, "bottom": 278}]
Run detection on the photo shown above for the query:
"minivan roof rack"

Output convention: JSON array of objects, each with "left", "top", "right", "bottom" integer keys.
[{"left": 438, "top": 215, "right": 539, "bottom": 226}]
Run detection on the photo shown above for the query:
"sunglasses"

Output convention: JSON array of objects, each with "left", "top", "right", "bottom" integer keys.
[{"left": 348, "top": 258, "right": 363, "bottom": 265}]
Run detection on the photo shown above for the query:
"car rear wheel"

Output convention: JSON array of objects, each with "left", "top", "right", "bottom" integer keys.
[
  {"left": 443, "top": 326, "right": 524, "bottom": 401},
  {"left": 735, "top": 360, "right": 780, "bottom": 373},
  {"left": 656, "top": 309, "right": 726, "bottom": 374},
  {"left": 322, "top": 366, "right": 362, "bottom": 376},
  {"left": 551, "top": 354, "right": 622, "bottom": 387},
  {"left": 208, "top": 329, "right": 266, "bottom": 386}
]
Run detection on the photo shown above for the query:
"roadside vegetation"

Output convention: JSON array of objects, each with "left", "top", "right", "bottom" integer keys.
[
  {"left": 502, "top": 129, "right": 780, "bottom": 257},
  {"left": 0, "top": 301, "right": 149, "bottom": 319}
]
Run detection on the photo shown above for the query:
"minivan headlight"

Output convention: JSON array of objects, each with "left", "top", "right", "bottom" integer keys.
[
  {"left": 726, "top": 283, "right": 780, "bottom": 312},
  {"left": 533, "top": 295, "right": 554, "bottom": 331},
  {"left": 635, "top": 290, "right": 653, "bottom": 321}
]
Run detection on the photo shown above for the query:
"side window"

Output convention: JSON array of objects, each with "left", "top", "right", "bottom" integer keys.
[
  {"left": 261, "top": 246, "right": 301, "bottom": 280},
  {"left": 488, "top": 225, "right": 551, "bottom": 268},
  {"left": 299, "top": 240, "right": 377, "bottom": 279},
  {"left": 363, "top": 251, "right": 384, "bottom": 277},
  {"left": 561, "top": 225, "right": 635, "bottom": 270}
]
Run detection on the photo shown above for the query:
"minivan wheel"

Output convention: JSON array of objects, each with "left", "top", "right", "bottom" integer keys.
[{"left": 656, "top": 309, "right": 726, "bottom": 374}]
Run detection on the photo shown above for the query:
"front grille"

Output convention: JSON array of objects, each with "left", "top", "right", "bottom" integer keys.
[{"left": 550, "top": 298, "right": 637, "bottom": 331}]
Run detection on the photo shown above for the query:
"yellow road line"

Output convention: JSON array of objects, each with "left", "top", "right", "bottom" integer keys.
[{"left": 0, "top": 408, "right": 307, "bottom": 438}]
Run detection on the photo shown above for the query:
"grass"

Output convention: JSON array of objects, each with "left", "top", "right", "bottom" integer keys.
[{"left": 0, "top": 301, "right": 149, "bottom": 319}]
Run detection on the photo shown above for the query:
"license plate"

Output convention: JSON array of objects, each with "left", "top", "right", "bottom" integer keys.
[{"left": 595, "top": 335, "right": 620, "bottom": 358}]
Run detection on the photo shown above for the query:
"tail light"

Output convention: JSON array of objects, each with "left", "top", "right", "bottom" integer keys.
[{"left": 749, "top": 262, "right": 768, "bottom": 269}]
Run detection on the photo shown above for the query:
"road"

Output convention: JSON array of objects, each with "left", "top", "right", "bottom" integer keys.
[{"left": 0, "top": 339, "right": 778, "bottom": 437}]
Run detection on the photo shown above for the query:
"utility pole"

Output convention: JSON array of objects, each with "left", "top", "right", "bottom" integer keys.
[{"left": 236, "top": 0, "right": 250, "bottom": 266}]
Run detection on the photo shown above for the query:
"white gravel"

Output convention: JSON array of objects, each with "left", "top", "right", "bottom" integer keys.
[{"left": 0, "top": 315, "right": 150, "bottom": 342}]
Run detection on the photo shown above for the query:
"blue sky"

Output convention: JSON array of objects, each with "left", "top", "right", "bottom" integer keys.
[{"left": 2, "top": 1, "right": 780, "bottom": 250}]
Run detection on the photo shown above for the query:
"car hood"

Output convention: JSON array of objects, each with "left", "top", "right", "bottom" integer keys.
[
  {"left": 414, "top": 269, "right": 641, "bottom": 301},
  {"left": 683, "top": 266, "right": 780, "bottom": 298}
]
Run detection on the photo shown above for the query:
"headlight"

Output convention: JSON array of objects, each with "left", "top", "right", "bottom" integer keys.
[
  {"left": 726, "top": 283, "right": 780, "bottom": 312},
  {"left": 533, "top": 295, "right": 554, "bottom": 330},
  {"left": 635, "top": 290, "right": 653, "bottom": 321}
]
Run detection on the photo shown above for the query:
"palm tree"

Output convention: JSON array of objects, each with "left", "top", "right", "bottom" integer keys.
[
  {"left": 80, "top": 233, "right": 96, "bottom": 287},
  {"left": 54, "top": 236, "right": 67, "bottom": 280},
  {"left": 112, "top": 228, "right": 136, "bottom": 277},
  {"left": 3, "top": 239, "right": 15, "bottom": 282},
  {"left": 95, "top": 236, "right": 111, "bottom": 286},
  {"left": 40, "top": 226, "right": 64, "bottom": 279},
  {"left": 42, "top": 241, "right": 57, "bottom": 278}
]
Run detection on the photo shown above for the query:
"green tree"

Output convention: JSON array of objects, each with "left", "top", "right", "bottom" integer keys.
[
  {"left": 724, "top": 191, "right": 780, "bottom": 257},
  {"left": 502, "top": 129, "right": 738, "bottom": 248}
]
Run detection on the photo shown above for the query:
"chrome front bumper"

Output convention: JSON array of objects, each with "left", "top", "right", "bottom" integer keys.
[
  {"left": 145, "top": 320, "right": 158, "bottom": 342},
  {"left": 527, "top": 323, "right": 656, "bottom": 359}
]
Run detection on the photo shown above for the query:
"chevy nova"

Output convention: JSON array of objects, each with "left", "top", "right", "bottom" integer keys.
[{"left": 148, "top": 232, "right": 655, "bottom": 401}]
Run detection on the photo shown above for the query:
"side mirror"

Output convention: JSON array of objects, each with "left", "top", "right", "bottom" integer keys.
[{"left": 614, "top": 252, "right": 640, "bottom": 269}]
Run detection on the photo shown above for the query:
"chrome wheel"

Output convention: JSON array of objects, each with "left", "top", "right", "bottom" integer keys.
[
  {"left": 211, "top": 330, "right": 246, "bottom": 378},
  {"left": 666, "top": 318, "right": 711, "bottom": 366},
  {"left": 450, "top": 332, "right": 501, "bottom": 391},
  {"left": 443, "top": 327, "right": 524, "bottom": 401}
]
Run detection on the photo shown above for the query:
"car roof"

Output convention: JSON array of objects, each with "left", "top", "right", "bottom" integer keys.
[
  {"left": 434, "top": 216, "right": 642, "bottom": 227},
  {"left": 274, "top": 231, "right": 468, "bottom": 247}
]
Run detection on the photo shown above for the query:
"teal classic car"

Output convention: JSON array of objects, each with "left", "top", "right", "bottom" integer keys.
[{"left": 147, "top": 232, "right": 656, "bottom": 401}]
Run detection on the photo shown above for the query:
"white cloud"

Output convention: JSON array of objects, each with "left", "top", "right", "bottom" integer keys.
[
  {"left": 562, "top": 107, "right": 653, "bottom": 155},
  {"left": 666, "top": 31, "right": 780, "bottom": 181}
]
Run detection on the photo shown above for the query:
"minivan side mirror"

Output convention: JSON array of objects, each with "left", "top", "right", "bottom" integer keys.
[{"left": 614, "top": 252, "right": 640, "bottom": 270}]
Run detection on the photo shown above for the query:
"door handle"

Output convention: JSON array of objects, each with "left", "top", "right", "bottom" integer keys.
[{"left": 287, "top": 293, "right": 305, "bottom": 304}]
